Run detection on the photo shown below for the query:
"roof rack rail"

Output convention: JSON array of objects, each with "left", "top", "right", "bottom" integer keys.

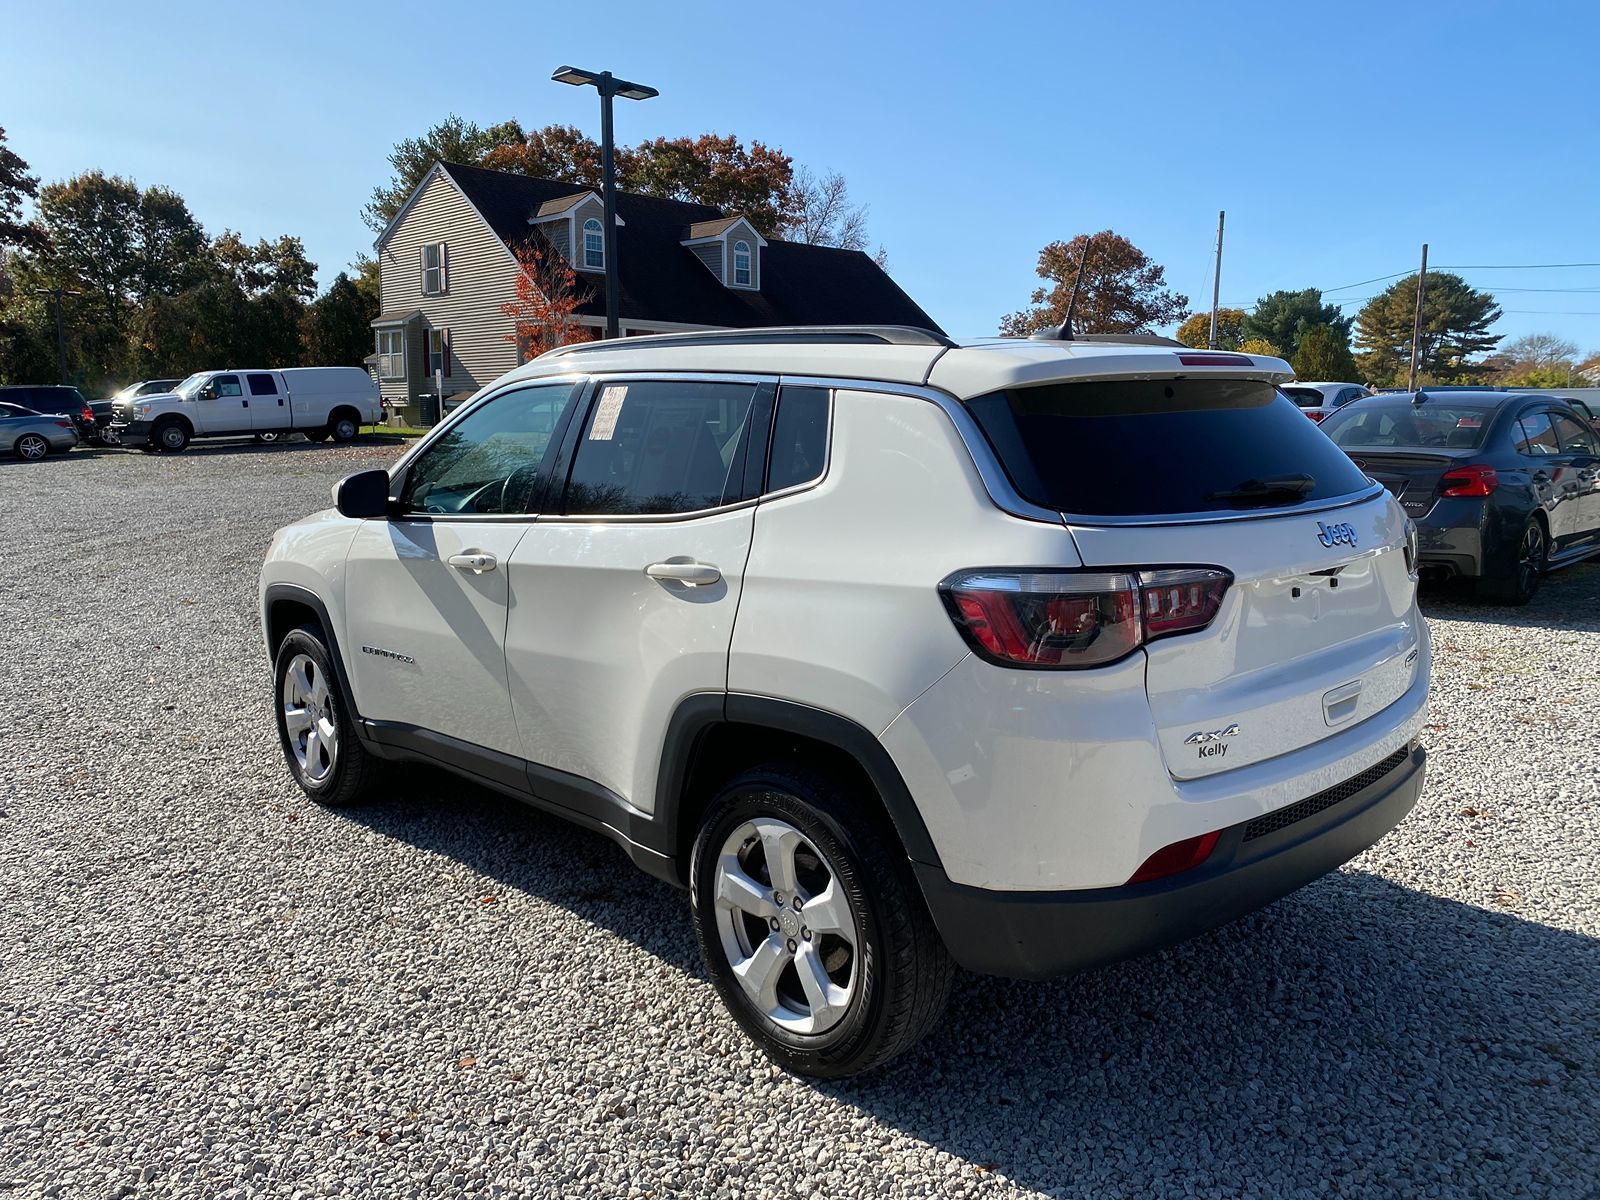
[
  {"left": 1067, "top": 333, "right": 1189, "bottom": 348},
  {"left": 541, "top": 325, "right": 956, "bottom": 358}
]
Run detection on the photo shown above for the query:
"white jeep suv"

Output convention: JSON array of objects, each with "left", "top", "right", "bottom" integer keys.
[{"left": 260, "top": 326, "right": 1430, "bottom": 1078}]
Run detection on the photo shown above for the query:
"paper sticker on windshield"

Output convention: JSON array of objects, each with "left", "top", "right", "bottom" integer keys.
[{"left": 590, "top": 386, "right": 627, "bottom": 440}]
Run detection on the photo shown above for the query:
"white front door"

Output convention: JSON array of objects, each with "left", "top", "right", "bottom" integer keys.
[
  {"left": 194, "top": 373, "right": 246, "bottom": 434},
  {"left": 344, "top": 380, "right": 587, "bottom": 756},
  {"left": 505, "top": 377, "right": 766, "bottom": 809}
]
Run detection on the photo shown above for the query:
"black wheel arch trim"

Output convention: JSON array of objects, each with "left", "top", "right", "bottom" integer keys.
[
  {"left": 656, "top": 692, "right": 945, "bottom": 871},
  {"left": 261, "top": 583, "right": 363, "bottom": 736}
]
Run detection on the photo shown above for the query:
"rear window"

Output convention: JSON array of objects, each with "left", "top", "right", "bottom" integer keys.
[
  {"left": 1321, "top": 401, "right": 1493, "bottom": 451},
  {"left": 1282, "top": 387, "right": 1324, "bottom": 408},
  {"left": 965, "top": 378, "right": 1372, "bottom": 517}
]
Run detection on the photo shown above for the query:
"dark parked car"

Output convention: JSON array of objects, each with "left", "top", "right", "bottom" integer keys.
[
  {"left": 0, "top": 385, "right": 95, "bottom": 443},
  {"left": 91, "top": 379, "right": 181, "bottom": 442},
  {"left": 1320, "top": 390, "right": 1600, "bottom": 603}
]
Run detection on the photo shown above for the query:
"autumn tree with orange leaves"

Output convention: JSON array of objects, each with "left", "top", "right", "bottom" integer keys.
[{"left": 501, "top": 239, "right": 596, "bottom": 360}]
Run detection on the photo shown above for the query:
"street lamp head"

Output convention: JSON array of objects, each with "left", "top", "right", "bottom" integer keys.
[
  {"left": 551, "top": 65, "right": 600, "bottom": 87},
  {"left": 550, "top": 64, "right": 658, "bottom": 101}
]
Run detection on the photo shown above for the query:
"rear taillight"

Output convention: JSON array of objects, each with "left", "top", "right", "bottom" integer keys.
[
  {"left": 1305, "top": 409, "right": 1327, "bottom": 422},
  {"left": 1127, "top": 830, "right": 1221, "bottom": 884},
  {"left": 1439, "top": 464, "right": 1497, "bottom": 498},
  {"left": 940, "top": 567, "right": 1231, "bottom": 669},
  {"left": 80, "top": 406, "right": 93, "bottom": 420},
  {"left": 54, "top": 420, "right": 74, "bottom": 429}
]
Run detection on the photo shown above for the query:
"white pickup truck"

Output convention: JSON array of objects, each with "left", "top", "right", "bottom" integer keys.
[{"left": 109, "top": 367, "right": 381, "bottom": 452}]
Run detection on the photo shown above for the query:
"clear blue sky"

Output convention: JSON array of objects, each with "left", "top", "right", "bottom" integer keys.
[{"left": 5, "top": 0, "right": 1599, "bottom": 352}]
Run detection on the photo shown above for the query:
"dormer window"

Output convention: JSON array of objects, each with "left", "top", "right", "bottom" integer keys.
[
  {"left": 733, "top": 241, "right": 752, "bottom": 286},
  {"left": 583, "top": 218, "right": 604, "bottom": 270}
]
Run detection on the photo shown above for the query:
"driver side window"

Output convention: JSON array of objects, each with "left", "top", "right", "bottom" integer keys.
[
  {"left": 211, "top": 375, "right": 242, "bottom": 398},
  {"left": 399, "top": 382, "right": 580, "bottom": 515}
]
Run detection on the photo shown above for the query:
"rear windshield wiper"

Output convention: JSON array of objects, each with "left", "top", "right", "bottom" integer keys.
[{"left": 1205, "top": 474, "right": 1316, "bottom": 504}]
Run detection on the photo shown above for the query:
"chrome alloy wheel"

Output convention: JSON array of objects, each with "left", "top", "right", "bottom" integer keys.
[
  {"left": 16, "top": 434, "right": 48, "bottom": 460},
  {"left": 281, "top": 652, "right": 338, "bottom": 784},
  {"left": 713, "top": 816, "right": 859, "bottom": 1035}
]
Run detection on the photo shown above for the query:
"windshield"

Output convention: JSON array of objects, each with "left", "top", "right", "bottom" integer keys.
[
  {"left": 965, "top": 378, "right": 1373, "bottom": 516},
  {"left": 172, "top": 373, "right": 209, "bottom": 399},
  {"left": 1321, "top": 402, "right": 1493, "bottom": 451}
]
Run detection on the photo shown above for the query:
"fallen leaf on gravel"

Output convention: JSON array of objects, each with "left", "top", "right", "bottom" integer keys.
[
  {"left": 1461, "top": 807, "right": 1482, "bottom": 817},
  {"left": 457, "top": 1054, "right": 477, "bottom": 1070},
  {"left": 1494, "top": 886, "right": 1521, "bottom": 906},
  {"left": 480, "top": 895, "right": 497, "bottom": 905}
]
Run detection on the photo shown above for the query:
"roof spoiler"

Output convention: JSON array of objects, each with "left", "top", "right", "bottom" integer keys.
[{"left": 541, "top": 325, "right": 956, "bottom": 357}]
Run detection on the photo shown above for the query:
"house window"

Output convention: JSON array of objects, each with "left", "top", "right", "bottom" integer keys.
[
  {"left": 733, "top": 240, "right": 752, "bottom": 286},
  {"left": 583, "top": 218, "right": 604, "bottom": 270},
  {"left": 376, "top": 329, "right": 406, "bottom": 380},
  {"left": 428, "top": 328, "right": 450, "bottom": 378},
  {"left": 421, "top": 242, "right": 447, "bottom": 294}
]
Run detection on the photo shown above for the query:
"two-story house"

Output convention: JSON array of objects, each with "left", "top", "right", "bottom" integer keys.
[{"left": 370, "top": 160, "right": 942, "bottom": 409}]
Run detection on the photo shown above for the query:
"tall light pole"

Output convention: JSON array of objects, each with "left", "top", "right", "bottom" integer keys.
[
  {"left": 1407, "top": 243, "right": 1429, "bottom": 392},
  {"left": 31, "top": 286, "right": 81, "bottom": 384},
  {"left": 551, "top": 65, "right": 659, "bottom": 340},
  {"left": 1208, "top": 210, "right": 1226, "bottom": 350}
]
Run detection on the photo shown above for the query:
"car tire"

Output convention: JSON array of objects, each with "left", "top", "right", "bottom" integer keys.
[
  {"left": 689, "top": 764, "right": 955, "bottom": 1079},
  {"left": 304, "top": 429, "right": 330, "bottom": 443},
  {"left": 153, "top": 418, "right": 190, "bottom": 453},
  {"left": 272, "top": 625, "right": 386, "bottom": 807},
  {"left": 1480, "top": 515, "right": 1547, "bottom": 605},
  {"left": 329, "top": 411, "right": 360, "bottom": 443},
  {"left": 14, "top": 434, "right": 50, "bottom": 461}
]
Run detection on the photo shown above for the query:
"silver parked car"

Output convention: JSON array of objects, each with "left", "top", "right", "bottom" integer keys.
[{"left": 0, "top": 401, "right": 80, "bottom": 460}]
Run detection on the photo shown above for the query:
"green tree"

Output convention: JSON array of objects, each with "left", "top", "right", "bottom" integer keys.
[
  {"left": 1001, "top": 231, "right": 1189, "bottom": 336},
  {"left": 1244, "top": 289, "right": 1350, "bottom": 358},
  {"left": 301, "top": 271, "right": 380, "bottom": 366},
  {"left": 380, "top": 119, "right": 807, "bottom": 238},
  {"left": 1176, "top": 307, "right": 1246, "bottom": 349},
  {"left": 1291, "top": 323, "right": 1359, "bottom": 380},
  {"left": 0, "top": 126, "right": 46, "bottom": 254},
  {"left": 1354, "top": 273, "right": 1501, "bottom": 386},
  {"left": 364, "top": 114, "right": 526, "bottom": 231}
]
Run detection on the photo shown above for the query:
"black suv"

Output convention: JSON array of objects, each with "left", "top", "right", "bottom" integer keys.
[{"left": 0, "top": 386, "right": 95, "bottom": 442}]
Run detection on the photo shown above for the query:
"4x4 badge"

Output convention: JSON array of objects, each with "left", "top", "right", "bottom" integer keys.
[
  {"left": 1184, "top": 723, "right": 1240, "bottom": 759},
  {"left": 1317, "top": 521, "right": 1358, "bottom": 549}
]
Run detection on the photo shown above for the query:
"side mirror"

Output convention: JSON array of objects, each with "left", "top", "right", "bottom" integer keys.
[
  {"left": 333, "top": 469, "right": 392, "bottom": 519},
  {"left": 198, "top": 386, "right": 217, "bottom": 401}
]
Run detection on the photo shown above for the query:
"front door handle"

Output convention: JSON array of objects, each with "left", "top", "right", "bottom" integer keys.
[
  {"left": 448, "top": 552, "right": 498, "bottom": 573},
  {"left": 645, "top": 560, "right": 721, "bottom": 586}
]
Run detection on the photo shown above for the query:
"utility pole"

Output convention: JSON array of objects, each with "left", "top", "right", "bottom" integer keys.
[
  {"left": 1209, "top": 210, "right": 1225, "bottom": 349},
  {"left": 1406, "top": 243, "right": 1428, "bottom": 392},
  {"left": 31, "top": 287, "right": 80, "bottom": 384}
]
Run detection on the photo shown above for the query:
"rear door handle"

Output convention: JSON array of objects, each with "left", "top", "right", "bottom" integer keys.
[
  {"left": 645, "top": 560, "right": 721, "bottom": 586},
  {"left": 448, "top": 552, "right": 498, "bottom": 573}
]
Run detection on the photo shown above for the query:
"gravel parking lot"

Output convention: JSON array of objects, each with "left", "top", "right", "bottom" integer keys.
[{"left": 2, "top": 440, "right": 1596, "bottom": 1200}]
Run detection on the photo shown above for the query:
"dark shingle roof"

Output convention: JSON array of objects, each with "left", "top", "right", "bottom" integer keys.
[{"left": 437, "top": 161, "right": 941, "bottom": 334}]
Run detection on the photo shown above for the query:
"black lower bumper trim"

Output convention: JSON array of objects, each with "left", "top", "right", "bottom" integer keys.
[{"left": 916, "top": 744, "right": 1426, "bottom": 980}]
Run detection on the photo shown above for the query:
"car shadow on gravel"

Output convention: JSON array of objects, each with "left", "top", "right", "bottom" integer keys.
[
  {"left": 345, "top": 772, "right": 1598, "bottom": 1196},
  {"left": 1419, "top": 558, "right": 1600, "bottom": 631}
]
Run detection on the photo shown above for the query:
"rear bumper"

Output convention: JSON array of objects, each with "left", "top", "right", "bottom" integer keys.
[{"left": 916, "top": 743, "right": 1425, "bottom": 980}]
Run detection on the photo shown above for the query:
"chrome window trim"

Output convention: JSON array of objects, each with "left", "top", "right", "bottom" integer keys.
[{"left": 393, "top": 368, "right": 1383, "bottom": 530}]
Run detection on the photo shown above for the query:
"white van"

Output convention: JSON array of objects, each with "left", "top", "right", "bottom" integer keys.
[{"left": 109, "top": 367, "right": 381, "bottom": 452}]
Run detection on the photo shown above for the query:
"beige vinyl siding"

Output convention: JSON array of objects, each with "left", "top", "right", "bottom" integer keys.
[
  {"left": 378, "top": 170, "right": 521, "bottom": 400},
  {"left": 688, "top": 241, "right": 723, "bottom": 281}
]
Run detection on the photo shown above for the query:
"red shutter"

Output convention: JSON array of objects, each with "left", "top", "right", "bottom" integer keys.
[{"left": 442, "top": 329, "right": 452, "bottom": 377}]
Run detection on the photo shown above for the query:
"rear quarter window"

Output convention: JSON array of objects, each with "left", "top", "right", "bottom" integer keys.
[{"left": 965, "top": 378, "right": 1372, "bottom": 517}]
